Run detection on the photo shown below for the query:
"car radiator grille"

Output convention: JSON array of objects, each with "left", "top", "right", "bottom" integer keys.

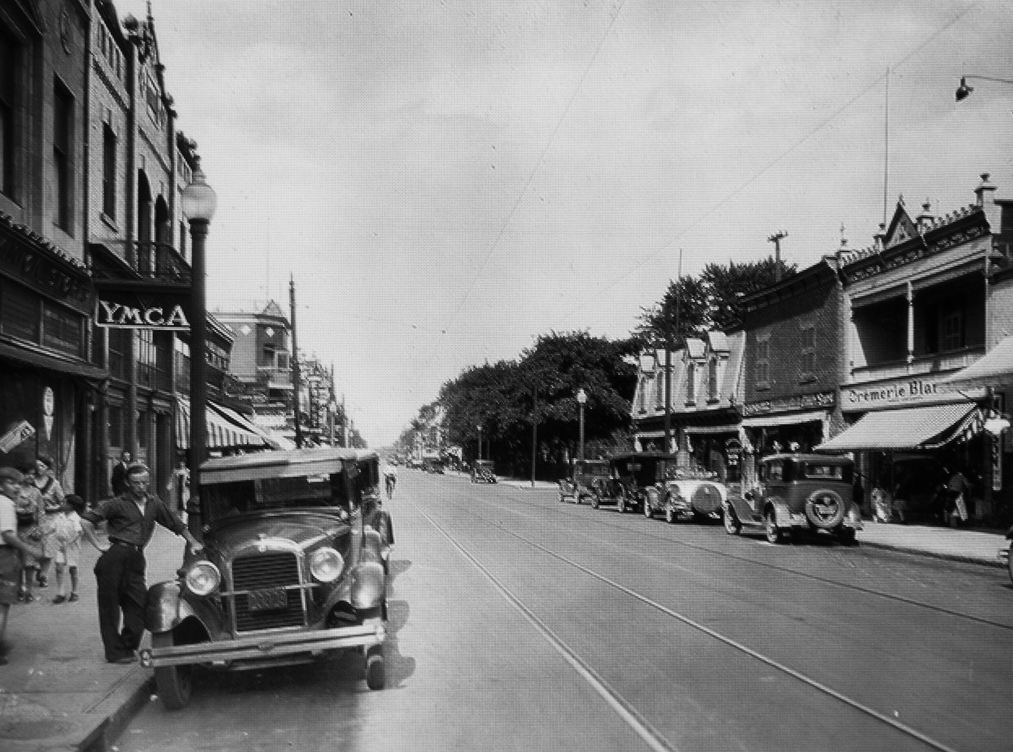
[{"left": 231, "top": 552, "right": 305, "bottom": 632}]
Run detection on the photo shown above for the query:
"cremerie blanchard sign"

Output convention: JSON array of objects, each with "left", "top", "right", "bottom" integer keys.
[
  {"left": 842, "top": 373, "right": 986, "bottom": 411},
  {"left": 94, "top": 289, "right": 192, "bottom": 331}
]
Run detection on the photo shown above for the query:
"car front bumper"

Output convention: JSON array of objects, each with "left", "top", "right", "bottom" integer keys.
[{"left": 139, "top": 621, "right": 386, "bottom": 668}]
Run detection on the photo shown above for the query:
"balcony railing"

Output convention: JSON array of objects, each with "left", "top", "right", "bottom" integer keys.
[
  {"left": 851, "top": 346, "right": 985, "bottom": 383},
  {"left": 90, "top": 241, "right": 192, "bottom": 285}
]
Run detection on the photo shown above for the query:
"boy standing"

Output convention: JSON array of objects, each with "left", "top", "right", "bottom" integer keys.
[{"left": 0, "top": 467, "right": 44, "bottom": 664}]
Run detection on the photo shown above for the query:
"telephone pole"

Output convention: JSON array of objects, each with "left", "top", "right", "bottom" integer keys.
[
  {"left": 767, "top": 231, "right": 788, "bottom": 282},
  {"left": 289, "top": 275, "right": 303, "bottom": 448}
]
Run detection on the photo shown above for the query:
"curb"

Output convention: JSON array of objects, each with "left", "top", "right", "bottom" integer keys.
[
  {"left": 77, "top": 675, "right": 154, "bottom": 752},
  {"left": 855, "top": 539, "right": 1005, "bottom": 569}
]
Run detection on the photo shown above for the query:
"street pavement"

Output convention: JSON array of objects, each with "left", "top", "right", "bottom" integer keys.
[{"left": 1, "top": 474, "right": 1008, "bottom": 752}]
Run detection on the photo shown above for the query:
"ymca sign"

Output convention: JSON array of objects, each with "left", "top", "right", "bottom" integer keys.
[{"left": 96, "top": 300, "right": 190, "bottom": 329}]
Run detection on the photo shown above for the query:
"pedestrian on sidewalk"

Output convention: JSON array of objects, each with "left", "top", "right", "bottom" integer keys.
[
  {"left": 80, "top": 463, "right": 203, "bottom": 664},
  {"left": 110, "top": 451, "right": 132, "bottom": 497},
  {"left": 51, "top": 494, "right": 84, "bottom": 604},
  {"left": 31, "top": 455, "right": 65, "bottom": 590},
  {"left": 14, "top": 472, "right": 43, "bottom": 601},
  {"left": 946, "top": 466, "right": 970, "bottom": 527},
  {"left": 0, "top": 467, "right": 45, "bottom": 665}
]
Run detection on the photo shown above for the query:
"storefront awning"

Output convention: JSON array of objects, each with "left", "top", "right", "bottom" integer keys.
[
  {"left": 940, "top": 336, "right": 1013, "bottom": 390},
  {"left": 176, "top": 398, "right": 277, "bottom": 450},
  {"left": 740, "top": 410, "right": 828, "bottom": 428},
  {"left": 815, "top": 403, "right": 980, "bottom": 452},
  {"left": 684, "top": 423, "right": 740, "bottom": 435},
  {"left": 0, "top": 341, "right": 107, "bottom": 383}
]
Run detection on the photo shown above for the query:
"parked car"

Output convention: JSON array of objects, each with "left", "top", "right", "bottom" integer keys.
[
  {"left": 139, "top": 448, "right": 394, "bottom": 710},
  {"left": 557, "top": 459, "right": 609, "bottom": 504},
  {"left": 471, "top": 459, "right": 497, "bottom": 483},
  {"left": 1000, "top": 526, "right": 1013, "bottom": 586},
  {"left": 648, "top": 467, "right": 728, "bottom": 523},
  {"left": 590, "top": 452, "right": 679, "bottom": 514},
  {"left": 723, "top": 453, "right": 862, "bottom": 544}
]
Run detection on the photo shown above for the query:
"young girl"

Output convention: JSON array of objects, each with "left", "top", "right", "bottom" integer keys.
[{"left": 51, "top": 494, "right": 84, "bottom": 603}]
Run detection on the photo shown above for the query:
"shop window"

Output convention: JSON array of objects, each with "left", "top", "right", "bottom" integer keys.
[
  {"left": 0, "top": 25, "right": 19, "bottom": 199},
  {"left": 102, "top": 124, "right": 116, "bottom": 219},
  {"left": 0, "top": 280, "right": 40, "bottom": 341},
  {"left": 53, "top": 78, "right": 75, "bottom": 232},
  {"left": 41, "top": 301, "right": 84, "bottom": 358}
]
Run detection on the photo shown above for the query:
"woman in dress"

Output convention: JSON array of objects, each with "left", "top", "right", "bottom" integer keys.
[{"left": 32, "top": 455, "right": 65, "bottom": 589}]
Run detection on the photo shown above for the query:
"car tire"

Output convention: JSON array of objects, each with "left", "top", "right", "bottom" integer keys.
[
  {"left": 152, "top": 631, "right": 193, "bottom": 710},
  {"left": 723, "top": 505, "right": 741, "bottom": 535},
  {"left": 365, "top": 645, "right": 385, "bottom": 690},
  {"left": 764, "top": 509, "right": 785, "bottom": 544},
  {"left": 591, "top": 493, "right": 600, "bottom": 509},
  {"left": 804, "top": 489, "right": 846, "bottom": 530}
]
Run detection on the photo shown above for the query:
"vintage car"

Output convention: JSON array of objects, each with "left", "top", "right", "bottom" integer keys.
[
  {"left": 722, "top": 453, "right": 862, "bottom": 544},
  {"left": 470, "top": 459, "right": 497, "bottom": 484},
  {"left": 139, "top": 448, "right": 394, "bottom": 710},
  {"left": 589, "top": 452, "right": 679, "bottom": 513},
  {"left": 557, "top": 459, "right": 609, "bottom": 504},
  {"left": 647, "top": 467, "right": 728, "bottom": 523}
]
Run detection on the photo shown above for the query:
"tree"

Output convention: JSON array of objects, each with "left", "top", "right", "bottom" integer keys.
[{"left": 700, "top": 256, "right": 795, "bottom": 330}]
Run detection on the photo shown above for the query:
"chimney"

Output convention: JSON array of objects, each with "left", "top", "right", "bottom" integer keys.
[
  {"left": 916, "top": 200, "right": 935, "bottom": 231},
  {"left": 874, "top": 222, "right": 886, "bottom": 251},
  {"left": 975, "top": 172, "right": 997, "bottom": 206}
]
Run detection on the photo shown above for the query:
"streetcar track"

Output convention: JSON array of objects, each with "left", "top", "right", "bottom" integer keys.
[
  {"left": 472, "top": 483, "right": 1013, "bottom": 632},
  {"left": 414, "top": 492, "right": 961, "bottom": 752}
]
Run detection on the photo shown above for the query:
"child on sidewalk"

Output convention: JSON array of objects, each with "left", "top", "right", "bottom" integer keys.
[{"left": 51, "top": 494, "right": 84, "bottom": 604}]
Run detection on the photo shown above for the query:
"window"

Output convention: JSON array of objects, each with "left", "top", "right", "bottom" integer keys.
[
  {"left": 102, "top": 123, "right": 116, "bottom": 218},
  {"left": 0, "top": 280, "right": 39, "bottom": 341},
  {"left": 0, "top": 26, "right": 18, "bottom": 198},
  {"left": 42, "top": 301, "right": 84, "bottom": 357},
  {"left": 755, "top": 338, "right": 770, "bottom": 386},
  {"left": 53, "top": 79, "right": 75, "bottom": 231},
  {"left": 800, "top": 324, "right": 816, "bottom": 378},
  {"left": 941, "top": 309, "right": 963, "bottom": 352},
  {"left": 135, "top": 329, "right": 156, "bottom": 387},
  {"left": 108, "top": 328, "right": 129, "bottom": 380},
  {"left": 686, "top": 363, "right": 696, "bottom": 403},
  {"left": 708, "top": 358, "right": 718, "bottom": 401}
]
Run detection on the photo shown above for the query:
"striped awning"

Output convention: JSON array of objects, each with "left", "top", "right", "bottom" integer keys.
[
  {"left": 816, "top": 403, "right": 981, "bottom": 452},
  {"left": 176, "top": 398, "right": 276, "bottom": 450}
]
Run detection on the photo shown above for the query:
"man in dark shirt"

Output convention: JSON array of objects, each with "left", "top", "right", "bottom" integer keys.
[
  {"left": 81, "top": 463, "right": 202, "bottom": 663},
  {"left": 110, "top": 451, "right": 132, "bottom": 497}
]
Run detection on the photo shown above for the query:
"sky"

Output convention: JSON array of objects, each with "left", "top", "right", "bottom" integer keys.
[{"left": 116, "top": 0, "right": 1013, "bottom": 446}]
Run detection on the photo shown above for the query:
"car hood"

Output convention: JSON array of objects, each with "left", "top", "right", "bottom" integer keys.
[{"left": 205, "top": 511, "right": 351, "bottom": 559}]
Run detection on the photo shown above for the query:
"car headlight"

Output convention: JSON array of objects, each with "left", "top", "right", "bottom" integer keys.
[
  {"left": 310, "top": 547, "right": 345, "bottom": 583},
  {"left": 184, "top": 561, "right": 221, "bottom": 596}
]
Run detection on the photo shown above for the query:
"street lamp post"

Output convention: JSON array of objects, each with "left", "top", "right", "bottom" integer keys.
[
  {"left": 576, "top": 388, "right": 587, "bottom": 462},
  {"left": 476, "top": 424, "right": 482, "bottom": 461},
  {"left": 181, "top": 161, "right": 217, "bottom": 538}
]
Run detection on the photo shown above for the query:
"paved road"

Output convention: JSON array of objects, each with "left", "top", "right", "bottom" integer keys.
[{"left": 116, "top": 471, "right": 1013, "bottom": 752}]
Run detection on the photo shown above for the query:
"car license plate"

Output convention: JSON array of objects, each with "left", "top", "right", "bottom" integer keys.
[{"left": 247, "top": 587, "right": 288, "bottom": 612}]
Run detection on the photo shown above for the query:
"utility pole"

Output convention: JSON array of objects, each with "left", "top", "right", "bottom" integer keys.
[
  {"left": 289, "top": 275, "right": 303, "bottom": 448},
  {"left": 767, "top": 231, "right": 787, "bottom": 282},
  {"left": 663, "top": 250, "right": 682, "bottom": 456},
  {"left": 342, "top": 393, "right": 348, "bottom": 448}
]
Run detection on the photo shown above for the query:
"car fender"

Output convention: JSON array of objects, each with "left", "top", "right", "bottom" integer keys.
[
  {"left": 725, "top": 494, "right": 758, "bottom": 522},
  {"left": 351, "top": 561, "right": 387, "bottom": 611},
  {"left": 766, "top": 498, "right": 793, "bottom": 526},
  {"left": 644, "top": 486, "right": 662, "bottom": 510},
  {"left": 145, "top": 580, "right": 218, "bottom": 636}
]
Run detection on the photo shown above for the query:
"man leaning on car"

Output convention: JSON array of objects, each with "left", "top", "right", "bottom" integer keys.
[{"left": 80, "top": 463, "right": 203, "bottom": 664}]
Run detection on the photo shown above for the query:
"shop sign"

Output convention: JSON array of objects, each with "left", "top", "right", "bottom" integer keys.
[
  {"left": 842, "top": 374, "right": 985, "bottom": 411},
  {"left": 0, "top": 420, "right": 35, "bottom": 453},
  {"left": 0, "top": 234, "right": 92, "bottom": 313},
  {"left": 42, "top": 387, "right": 55, "bottom": 440},
  {"left": 742, "top": 391, "right": 835, "bottom": 417},
  {"left": 95, "top": 296, "right": 191, "bottom": 330},
  {"left": 725, "top": 438, "right": 742, "bottom": 467}
]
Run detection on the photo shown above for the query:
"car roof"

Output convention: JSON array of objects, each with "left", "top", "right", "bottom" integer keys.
[
  {"left": 762, "top": 452, "right": 852, "bottom": 465},
  {"left": 201, "top": 447, "right": 378, "bottom": 485}
]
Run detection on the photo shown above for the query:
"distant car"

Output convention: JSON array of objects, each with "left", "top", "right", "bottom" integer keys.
[
  {"left": 557, "top": 459, "right": 609, "bottom": 504},
  {"left": 647, "top": 467, "right": 728, "bottom": 523},
  {"left": 590, "top": 452, "right": 679, "bottom": 514},
  {"left": 139, "top": 448, "right": 393, "bottom": 709},
  {"left": 471, "top": 459, "right": 497, "bottom": 484},
  {"left": 723, "top": 453, "right": 862, "bottom": 545}
]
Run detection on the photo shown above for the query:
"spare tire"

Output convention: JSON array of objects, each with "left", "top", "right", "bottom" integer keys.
[
  {"left": 804, "top": 489, "right": 845, "bottom": 529},
  {"left": 691, "top": 483, "right": 723, "bottom": 515}
]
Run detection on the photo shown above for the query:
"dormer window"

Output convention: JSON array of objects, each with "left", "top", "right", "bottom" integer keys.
[
  {"left": 686, "top": 363, "right": 695, "bottom": 404},
  {"left": 708, "top": 357, "right": 719, "bottom": 401}
]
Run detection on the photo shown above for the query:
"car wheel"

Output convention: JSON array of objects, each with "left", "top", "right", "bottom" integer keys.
[
  {"left": 764, "top": 509, "right": 785, "bottom": 544},
  {"left": 665, "top": 505, "right": 676, "bottom": 524},
  {"left": 838, "top": 528, "right": 857, "bottom": 546},
  {"left": 643, "top": 492, "right": 654, "bottom": 519},
  {"left": 723, "top": 505, "right": 741, "bottom": 535},
  {"left": 152, "top": 631, "right": 193, "bottom": 710},
  {"left": 591, "top": 493, "right": 600, "bottom": 509},
  {"left": 365, "top": 645, "right": 385, "bottom": 690},
  {"left": 804, "top": 489, "right": 845, "bottom": 530}
]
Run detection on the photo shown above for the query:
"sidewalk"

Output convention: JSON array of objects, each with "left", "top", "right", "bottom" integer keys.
[
  {"left": 1, "top": 488, "right": 1009, "bottom": 752},
  {"left": 0, "top": 525, "right": 184, "bottom": 752}
]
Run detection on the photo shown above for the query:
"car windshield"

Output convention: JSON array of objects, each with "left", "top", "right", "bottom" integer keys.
[
  {"left": 801, "top": 462, "right": 849, "bottom": 481},
  {"left": 203, "top": 473, "right": 346, "bottom": 523},
  {"left": 584, "top": 464, "right": 609, "bottom": 476}
]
